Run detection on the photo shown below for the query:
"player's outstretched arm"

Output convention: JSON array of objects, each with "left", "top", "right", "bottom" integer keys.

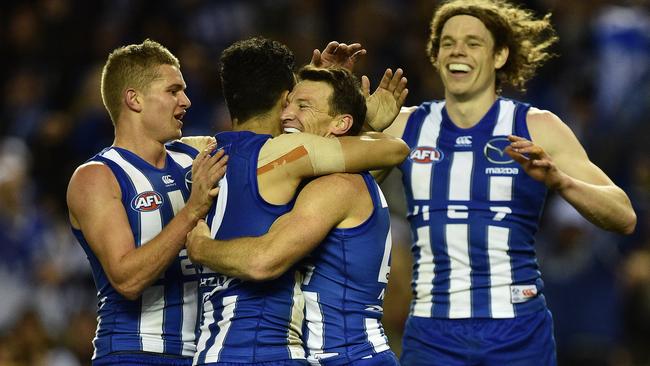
[
  {"left": 66, "top": 145, "right": 227, "bottom": 300},
  {"left": 506, "top": 109, "right": 636, "bottom": 234},
  {"left": 187, "top": 174, "right": 354, "bottom": 281}
]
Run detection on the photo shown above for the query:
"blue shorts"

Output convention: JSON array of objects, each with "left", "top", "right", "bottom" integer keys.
[
  {"left": 203, "top": 361, "right": 308, "bottom": 366},
  {"left": 400, "top": 309, "right": 557, "bottom": 366},
  {"left": 93, "top": 352, "right": 192, "bottom": 366},
  {"left": 348, "top": 350, "right": 400, "bottom": 365}
]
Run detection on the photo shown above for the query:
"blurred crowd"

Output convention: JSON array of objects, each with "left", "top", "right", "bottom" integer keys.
[{"left": 0, "top": 0, "right": 648, "bottom": 365}]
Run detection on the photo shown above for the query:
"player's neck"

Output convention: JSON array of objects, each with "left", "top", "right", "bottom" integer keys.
[
  {"left": 445, "top": 89, "right": 498, "bottom": 129},
  {"left": 113, "top": 128, "right": 167, "bottom": 168},
  {"left": 234, "top": 112, "right": 282, "bottom": 137}
]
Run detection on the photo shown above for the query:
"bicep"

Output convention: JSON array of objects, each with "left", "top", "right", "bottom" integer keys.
[
  {"left": 67, "top": 165, "right": 137, "bottom": 279},
  {"left": 266, "top": 177, "right": 350, "bottom": 260},
  {"left": 529, "top": 111, "right": 614, "bottom": 186}
]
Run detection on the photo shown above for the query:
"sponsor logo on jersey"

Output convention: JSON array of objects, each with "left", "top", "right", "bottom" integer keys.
[
  {"left": 409, "top": 146, "right": 443, "bottom": 164},
  {"left": 455, "top": 135, "right": 472, "bottom": 147},
  {"left": 484, "top": 137, "right": 514, "bottom": 164},
  {"left": 485, "top": 167, "right": 519, "bottom": 175},
  {"left": 131, "top": 191, "right": 164, "bottom": 212},
  {"left": 184, "top": 170, "right": 192, "bottom": 191},
  {"left": 162, "top": 174, "right": 175, "bottom": 185},
  {"left": 510, "top": 284, "right": 538, "bottom": 304}
]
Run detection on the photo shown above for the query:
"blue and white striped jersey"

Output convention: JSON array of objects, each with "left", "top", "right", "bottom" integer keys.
[
  {"left": 399, "top": 98, "right": 548, "bottom": 319},
  {"left": 195, "top": 131, "right": 306, "bottom": 365},
  {"left": 73, "top": 141, "right": 199, "bottom": 360},
  {"left": 301, "top": 172, "right": 392, "bottom": 365}
]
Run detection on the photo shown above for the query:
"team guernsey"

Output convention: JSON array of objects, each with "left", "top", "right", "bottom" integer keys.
[
  {"left": 72, "top": 141, "right": 199, "bottom": 361},
  {"left": 302, "top": 172, "right": 394, "bottom": 365},
  {"left": 195, "top": 131, "right": 306, "bottom": 365},
  {"left": 399, "top": 98, "right": 548, "bottom": 319}
]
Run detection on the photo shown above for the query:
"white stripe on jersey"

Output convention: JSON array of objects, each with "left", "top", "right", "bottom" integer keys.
[
  {"left": 412, "top": 226, "right": 434, "bottom": 317},
  {"left": 102, "top": 149, "right": 162, "bottom": 245},
  {"left": 196, "top": 295, "right": 238, "bottom": 364},
  {"left": 304, "top": 291, "right": 325, "bottom": 360},
  {"left": 448, "top": 152, "right": 473, "bottom": 201},
  {"left": 410, "top": 102, "right": 445, "bottom": 201},
  {"left": 493, "top": 100, "right": 516, "bottom": 135},
  {"left": 378, "top": 228, "right": 392, "bottom": 284},
  {"left": 140, "top": 285, "right": 165, "bottom": 353},
  {"left": 488, "top": 225, "right": 514, "bottom": 318},
  {"left": 92, "top": 297, "right": 107, "bottom": 360},
  {"left": 446, "top": 224, "right": 472, "bottom": 318},
  {"left": 209, "top": 173, "right": 229, "bottom": 238},
  {"left": 167, "top": 149, "right": 194, "bottom": 168},
  {"left": 167, "top": 189, "right": 186, "bottom": 217},
  {"left": 489, "top": 176, "right": 513, "bottom": 201},
  {"left": 364, "top": 318, "right": 390, "bottom": 354},
  {"left": 288, "top": 271, "right": 306, "bottom": 359},
  {"left": 181, "top": 281, "right": 198, "bottom": 355}
]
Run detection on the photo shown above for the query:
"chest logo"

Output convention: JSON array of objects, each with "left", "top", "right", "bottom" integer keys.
[
  {"left": 162, "top": 175, "right": 175, "bottom": 185},
  {"left": 131, "top": 191, "right": 164, "bottom": 212},
  {"left": 484, "top": 137, "right": 514, "bottom": 164},
  {"left": 409, "top": 146, "right": 444, "bottom": 164},
  {"left": 455, "top": 135, "right": 473, "bottom": 147}
]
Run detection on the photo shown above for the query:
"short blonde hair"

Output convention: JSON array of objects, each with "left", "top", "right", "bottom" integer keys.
[
  {"left": 427, "top": 0, "right": 558, "bottom": 92},
  {"left": 100, "top": 39, "right": 180, "bottom": 124}
]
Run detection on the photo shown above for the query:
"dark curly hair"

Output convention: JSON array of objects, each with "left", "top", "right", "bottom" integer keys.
[
  {"left": 427, "top": 0, "right": 558, "bottom": 92},
  {"left": 220, "top": 37, "right": 296, "bottom": 123},
  {"left": 296, "top": 65, "right": 367, "bottom": 137}
]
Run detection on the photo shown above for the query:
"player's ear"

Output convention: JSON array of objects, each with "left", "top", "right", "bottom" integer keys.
[
  {"left": 330, "top": 114, "right": 353, "bottom": 136},
  {"left": 494, "top": 47, "right": 509, "bottom": 70},
  {"left": 125, "top": 88, "right": 143, "bottom": 112}
]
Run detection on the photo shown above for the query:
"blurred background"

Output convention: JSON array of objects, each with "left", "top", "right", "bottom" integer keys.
[{"left": 0, "top": 0, "right": 648, "bottom": 365}]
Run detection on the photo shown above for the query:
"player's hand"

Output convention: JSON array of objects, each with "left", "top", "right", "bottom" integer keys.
[
  {"left": 505, "top": 135, "right": 567, "bottom": 190},
  {"left": 186, "top": 144, "right": 228, "bottom": 219},
  {"left": 363, "top": 68, "right": 408, "bottom": 131},
  {"left": 179, "top": 136, "right": 215, "bottom": 151},
  {"left": 186, "top": 219, "right": 211, "bottom": 262},
  {"left": 311, "top": 41, "right": 366, "bottom": 71}
]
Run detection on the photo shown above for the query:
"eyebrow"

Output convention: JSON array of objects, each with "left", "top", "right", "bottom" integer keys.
[
  {"left": 166, "top": 83, "right": 185, "bottom": 91},
  {"left": 441, "top": 34, "right": 486, "bottom": 42}
]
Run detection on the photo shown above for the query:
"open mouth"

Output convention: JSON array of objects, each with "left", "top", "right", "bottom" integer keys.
[
  {"left": 283, "top": 127, "right": 301, "bottom": 134},
  {"left": 448, "top": 63, "right": 471, "bottom": 75}
]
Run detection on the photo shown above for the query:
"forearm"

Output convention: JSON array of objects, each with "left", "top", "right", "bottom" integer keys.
[
  {"left": 190, "top": 236, "right": 271, "bottom": 281},
  {"left": 113, "top": 208, "right": 199, "bottom": 299},
  {"left": 341, "top": 132, "right": 409, "bottom": 171},
  {"left": 556, "top": 175, "right": 636, "bottom": 234}
]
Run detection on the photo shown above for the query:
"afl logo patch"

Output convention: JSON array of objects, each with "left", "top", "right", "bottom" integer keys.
[
  {"left": 484, "top": 137, "right": 514, "bottom": 164},
  {"left": 409, "top": 146, "right": 443, "bottom": 164},
  {"left": 131, "top": 191, "right": 164, "bottom": 212}
]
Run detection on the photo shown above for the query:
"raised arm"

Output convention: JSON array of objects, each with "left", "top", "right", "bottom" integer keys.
[
  {"left": 311, "top": 41, "right": 367, "bottom": 72},
  {"left": 186, "top": 174, "right": 357, "bottom": 281},
  {"left": 66, "top": 146, "right": 227, "bottom": 300},
  {"left": 507, "top": 108, "right": 636, "bottom": 234},
  {"left": 362, "top": 68, "right": 409, "bottom": 132}
]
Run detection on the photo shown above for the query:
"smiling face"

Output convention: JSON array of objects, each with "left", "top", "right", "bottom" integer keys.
[
  {"left": 139, "top": 64, "right": 191, "bottom": 142},
  {"left": 280, "top": 80, "right": 337, "bottom": 137},
  {"left": 436, "top": 14, "right": 508, "bottom": 101}
]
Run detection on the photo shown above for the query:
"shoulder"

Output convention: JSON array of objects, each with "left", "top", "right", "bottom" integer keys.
[
  {"left": 525, "top": 107, "right": 581, "bottom": 154},
  {"left": 68, "top": 162, "right": 120, "bottom": 200},
  {"left": 261, "top": 133, "right": 332, "bottom": 158},
  {"left": 305, "top": 173, "right": 365, "bottom": 197},
  {"left": 526, "top": 107, "right": 563, "bottom": 125}
]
